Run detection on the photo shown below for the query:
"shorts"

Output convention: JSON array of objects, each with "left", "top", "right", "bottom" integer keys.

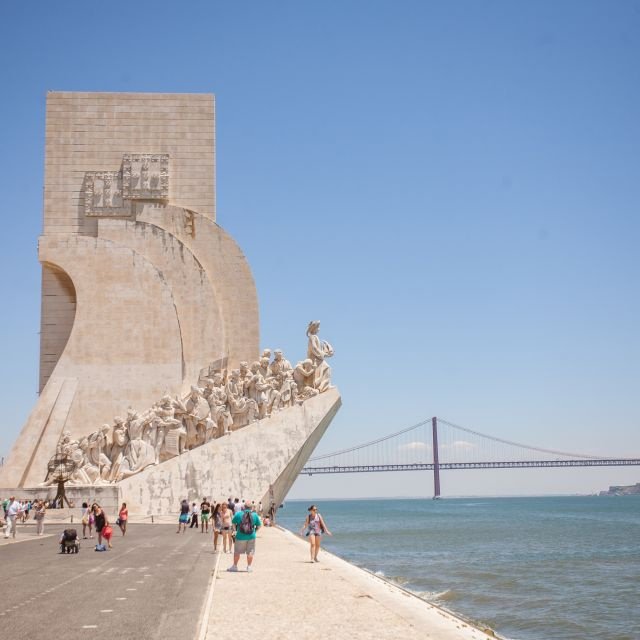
[
  {"left": 179, "top": 514, "right": 189, "bottom": 524},
  {"left": 234, "top": 538, "right": 256, "bottom": 555},
  {"left": 221, "top": 525, "right": 232, "bottom": 532},
  {"left": 201, "top": 513, "right": 210, "bottom": 522}
]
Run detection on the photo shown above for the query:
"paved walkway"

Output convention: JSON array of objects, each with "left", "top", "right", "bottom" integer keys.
[
  {"left": 0, "top": 523, "right": 215, "bottom": 639},
  {"left": 205, "top": 527, "right": 497, "bottom": 640}
]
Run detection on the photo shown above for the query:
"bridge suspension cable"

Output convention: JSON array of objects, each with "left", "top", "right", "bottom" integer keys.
[
  {"left": 310, "top": 416, "right": 626, "bottom": 463},
  {"left": 437, "top": 418, "right": 609, "bottom": 460},
  {"left": 308, "top": 418, "right": 431, "bottom": 461}
]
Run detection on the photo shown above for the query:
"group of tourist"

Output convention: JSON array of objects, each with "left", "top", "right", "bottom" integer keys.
[
  {"left": 2, "top": 496, "right": 49, "bottom": 538},
  {"left": 46, "top": 321, "right": 335, "bottom": 487},
  {"left": 79, "top": 501, "right": 128, "bottom": 547},
  {"left": 3, "top": 491, "right": 334, "bottom": 570},
  {"left": 0, "top": 495, "right": 128, "bottom": 546},
  {"left": 171, "top": 496, "right": 333, "bottom": 570}
]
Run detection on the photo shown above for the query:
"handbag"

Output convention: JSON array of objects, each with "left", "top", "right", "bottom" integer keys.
[{"left": 102, "top": 525, "right": 113, "bottom": 539}]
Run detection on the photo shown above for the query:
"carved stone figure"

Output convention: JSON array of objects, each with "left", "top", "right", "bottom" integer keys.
[
  {"left": 306, "top": 320, "right": 334, "bottom": 392},
  {"left": 270, "top": 349, "right": 292, "bottom": 377},
  {"left": 119, "top": 409, "right": 156, "bottom": 478},
  {"left": 252, "top": 367, "right": 272, "bottom": 420},
  {"left": 154, "top": 395, "right": 185, "bottom": 462},
  {"left": 226, "top": 369, "right": 257, "bottom": 428},
  {"left": 239, "top": 361, "right": 252, "bottom": 397},
  {"left": 109, "top": 416, "right": 129, "bottom": 482},
  {"left": 86, "top": 425, "right": 112, "bottom": 483},
  {"left": 175, "top": 386, "right": 210, "bottom": 449},
  {"left": 294, "top": 359, "right": 320, "bottom": 402},
  {"left": 206, "top": 374, "right": 233, "bottom": 437}
]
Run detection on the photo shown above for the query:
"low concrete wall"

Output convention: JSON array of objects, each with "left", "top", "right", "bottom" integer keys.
[{"left": 0, "top": 486, "right": 120, "bottom": 517}]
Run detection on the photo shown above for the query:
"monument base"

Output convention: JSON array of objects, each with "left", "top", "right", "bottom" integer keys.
[{"left": 0, "top": 485, "right": 120, "bottom": 515}]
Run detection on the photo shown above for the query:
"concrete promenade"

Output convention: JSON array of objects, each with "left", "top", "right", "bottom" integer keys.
[{"left": 1, "top": 521, "right": 497, "bottom": 639}]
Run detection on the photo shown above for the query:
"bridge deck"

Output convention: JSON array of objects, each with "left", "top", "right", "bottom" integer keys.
[{"left": 301, "top": 459, "right": 640, "bottom": 474}]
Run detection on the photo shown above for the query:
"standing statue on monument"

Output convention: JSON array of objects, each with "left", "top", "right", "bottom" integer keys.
[
  {"left": 175, "top": 386, "right": 210, "bottom": 450},
  {"left": 306, "top": 321, "right": 334, "bottom": 392},
  {"left": 270, "top": 349, "right": 292, "bottom": 377},
  {"left": 226, "top": 369, "right": 257, "bottom": 428},
  {"left": 86, "top": 426, "right": 112, "bottom": 483},
  {"left": 206, "top": 374, "right": 233, "bottom": 437},
  {"left": 119, "top": 409, "right": 156, "bottom": 478},
  {"left": 108, "top": 416, "right": 129, "bottom": 482},
  {"left": 153, "top": 395, "right": 185, "bottom": 462},
  {"left": 238, "top": 362, "right": 252, "bottom": 398}
]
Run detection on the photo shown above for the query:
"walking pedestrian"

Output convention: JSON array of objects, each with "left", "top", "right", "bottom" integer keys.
[
  {"left": 92, "top": 504, "right": 112, "bottom": 549},
  {"left": 227, "top": 501, "right": 262, "bottom": 572},
  {"left": 177, "top": 499, "right": 189, "bottom": 533},
  {"left": 189, "top": 502, "right": 199, "bottom": 529},
  {"left": 300, "top": 504, "right": 332, "bottom": 563},
  {"left": 219, "top": 502, "right": 233, "bottom": 553},
  {"left": 200, "top": 497, "right": 211, "bottom": 533},
  {"left": 212, "top": 502, "right": 222, "bottom": 551},
  {"left": 34, "top": 499, "right": 46, "bottom": 536},
  {"left": 4, "top": 496, "right": 23, "bottom": 539},
  {"left": 81, "top": 502, "right": 93, "bottom": 539},
  {"left": 117, "top": 503, "right": 128, "bottom": 536}
]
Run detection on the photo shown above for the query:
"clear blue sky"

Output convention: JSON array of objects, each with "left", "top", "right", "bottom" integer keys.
[{"left": 1, "top": 1, "right": 638, "bottom": 497}]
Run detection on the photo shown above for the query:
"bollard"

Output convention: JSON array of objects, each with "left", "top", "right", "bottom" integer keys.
[
  {"left": 151, "top": 514, "right": 154, "bottom": 524},
  {"left": 70, "top": 514, "right": 73, "bottom": 524}
]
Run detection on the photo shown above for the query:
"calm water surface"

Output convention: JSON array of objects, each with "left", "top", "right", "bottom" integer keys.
[{"left": 276, "top": 496, "right": 640, "bottom": 640}]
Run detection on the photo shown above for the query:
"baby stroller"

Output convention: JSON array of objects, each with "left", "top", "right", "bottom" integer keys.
[{"left": 60, "top": 528, "right": 80, "bottom": 554}]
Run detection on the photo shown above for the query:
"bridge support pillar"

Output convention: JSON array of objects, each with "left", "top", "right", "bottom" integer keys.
[{"left": 432, "top": 416, "right": 441, "bottom": 499}]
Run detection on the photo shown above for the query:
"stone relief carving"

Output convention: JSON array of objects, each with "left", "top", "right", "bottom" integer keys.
[
  {"left": 46, "top": 322, "right": 335, "bottom": 485},
  {"left": 84, "top": 171, "right": 132, "bottom": 217},
  {"left": 122, "top": 153, "right": 169, "bottom": 200},
  {"left": 83, "top": 153, "right": 169, "bottom": 218}
]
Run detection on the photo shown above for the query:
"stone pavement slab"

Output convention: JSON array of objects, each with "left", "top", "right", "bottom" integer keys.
[{"left": 206, "top": 527, "right": 497, "bottom": 640}]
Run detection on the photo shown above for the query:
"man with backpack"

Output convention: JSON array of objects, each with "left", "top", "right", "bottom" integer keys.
[{"left": 227, "top": 501, "right": 262, "bottom": 573}]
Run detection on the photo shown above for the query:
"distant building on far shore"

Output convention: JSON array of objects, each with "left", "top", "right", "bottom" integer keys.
[{"left": 599, "top": 483, "right": 640, "bottom": 496}]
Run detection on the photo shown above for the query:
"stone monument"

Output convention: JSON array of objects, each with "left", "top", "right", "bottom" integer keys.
[{"left": 0, "top": 92, "right": 341, "bottom": 515}]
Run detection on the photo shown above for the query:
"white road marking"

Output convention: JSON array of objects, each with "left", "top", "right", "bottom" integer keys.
[
  {"left": 126, "top": 588, "right": 137, "bottom": 591},
  {"left": 82, "top": 625, "right": 98, "bottom": 629},
  {"left": 116, "top": 597, "right": 127, "bottom": 601},
  {"left": 100, "top": 609, "right": 113, "bottom": 613},
  {"left": 196, "top": 548, "right": 223, "bottom": 640}
]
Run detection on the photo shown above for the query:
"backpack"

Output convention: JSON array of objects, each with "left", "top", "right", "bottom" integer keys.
[
  {"left": 63, "top": 528, "right": 77, "bottom": 541},
  {"left": 95, "top": 543, "right": 107, "bottom": 552},
  {"left": 239, "top": 510, "right": 254, "bottom": 535}
]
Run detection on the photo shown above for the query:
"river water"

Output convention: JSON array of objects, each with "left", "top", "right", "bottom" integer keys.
[{"left": 276, "top": 495, "right": 640, "bottom": 640}]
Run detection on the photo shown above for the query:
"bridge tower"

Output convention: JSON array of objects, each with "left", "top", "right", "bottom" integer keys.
[{"left": 432, "top": 416, "right": 441, "bottom": 499}]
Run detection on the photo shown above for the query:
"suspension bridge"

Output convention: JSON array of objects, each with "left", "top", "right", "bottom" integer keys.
[{"left": 301, "top": 417, "right": 640, "bottom": 498}]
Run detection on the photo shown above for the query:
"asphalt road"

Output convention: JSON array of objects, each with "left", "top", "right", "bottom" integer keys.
[{"left": 0, "top": 524, "right": 217, "bottom": 639}]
